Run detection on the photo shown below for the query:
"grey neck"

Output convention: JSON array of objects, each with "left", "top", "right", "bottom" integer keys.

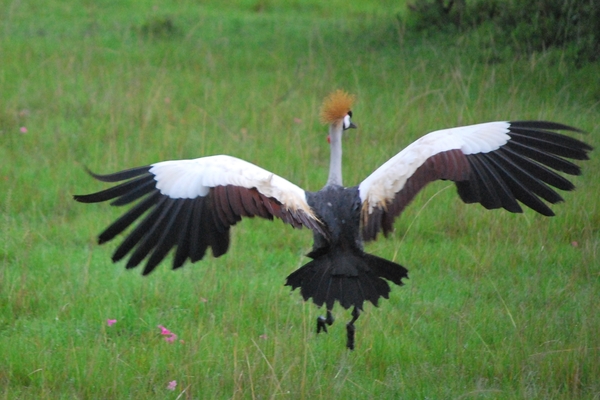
[{"left": 326, "top": 122, "right": 343, "bottom": 186}]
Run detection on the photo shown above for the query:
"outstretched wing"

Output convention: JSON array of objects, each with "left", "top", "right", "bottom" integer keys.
[
  {"left": 359, "top": 121, "right": 592, "bottom": 241},
  {"left": 74, "top": 155, "right": 325, "bottom": 274}
]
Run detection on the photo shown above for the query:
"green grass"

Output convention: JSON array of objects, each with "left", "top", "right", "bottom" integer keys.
[{"left": 1, "top": 0, "right": 599, "bottom": 398}]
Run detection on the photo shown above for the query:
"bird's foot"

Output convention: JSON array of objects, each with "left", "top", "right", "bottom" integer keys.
[
  {"left": 316, "top": 310, "right": 335, "bottom": 334},
  {"left": 346, "top": 307, "right": 360, "bottom": 350}
]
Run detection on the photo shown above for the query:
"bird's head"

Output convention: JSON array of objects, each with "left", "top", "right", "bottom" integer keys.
[{"left": 320, "top": 90, "right": 357, "bottom": 132}]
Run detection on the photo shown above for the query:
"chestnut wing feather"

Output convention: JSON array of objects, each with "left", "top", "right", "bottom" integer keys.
[{"left": 359, "top": 121, "right": 591, "bottom": 241}]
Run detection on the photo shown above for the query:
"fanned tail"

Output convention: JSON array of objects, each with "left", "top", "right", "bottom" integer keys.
[{"left": 285, "top": 250, "right": 408, "bottom": 310}]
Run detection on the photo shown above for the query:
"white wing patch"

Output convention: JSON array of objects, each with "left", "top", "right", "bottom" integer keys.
[
  {"left": 150, "top": 155, "right": 313, "bottom": 215},
  {"left": 359, "top": 121, "right": 511, "bottom": 212}
]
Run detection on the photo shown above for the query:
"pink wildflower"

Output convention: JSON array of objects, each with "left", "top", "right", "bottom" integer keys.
[
  {"left": 167, "top": 380, "right": 177, "bottom": 390},
  {"left": 165, "top": 334, "right": 178, "bottom": 343},
  {"left": 158, "top": 325, "right": 172, "bottom": 335},
  {"left": 158, "top": 325, "right": 178, "bottom": 343},
  {"left": 107, "top": 319, "right": 117, "bottom": 327},
  {"left": 19, "top": 127, "right": 27, "bottom": 134}
]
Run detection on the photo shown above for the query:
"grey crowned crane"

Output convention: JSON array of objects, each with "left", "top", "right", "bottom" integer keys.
[{"left": 74, "top": 90, "right": 592, "bottom": 350}]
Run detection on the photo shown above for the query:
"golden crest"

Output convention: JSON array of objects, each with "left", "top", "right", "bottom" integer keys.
[{"left": 320, "top": 90, "right": 356, "bottom": 124}]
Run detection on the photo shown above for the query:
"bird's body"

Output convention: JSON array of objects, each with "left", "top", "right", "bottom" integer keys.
[
  {"left": 288, "top": 185, "right": 407, "bottom": 309},
  {"left": 75, "top": 90, "right": 591, "bottom": 349}
]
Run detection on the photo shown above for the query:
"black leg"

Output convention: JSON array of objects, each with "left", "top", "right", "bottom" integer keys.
[
  {"left": 316, "top": 309, "right": 335, "bottom": 334},
  {"left": 346, "top": 307, "right": 360, "bottom": 350}
]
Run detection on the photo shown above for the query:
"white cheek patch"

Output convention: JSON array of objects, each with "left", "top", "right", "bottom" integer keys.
[{"left": 343, "top": 114, "right": 351, "bottom": 130}]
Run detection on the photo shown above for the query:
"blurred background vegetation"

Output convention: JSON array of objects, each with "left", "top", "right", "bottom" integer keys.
[{"left": 404, "top": 0, "right": 600, "bottom": 63}]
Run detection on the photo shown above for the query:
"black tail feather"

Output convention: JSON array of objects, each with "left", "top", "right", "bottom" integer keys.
[{"left": 285, "top": 250, "right": 408, "bottom": 310}]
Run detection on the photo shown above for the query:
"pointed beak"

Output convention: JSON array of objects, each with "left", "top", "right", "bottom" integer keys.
[{"left": 349, "top": 122, "right": 357, "bottom": 129}]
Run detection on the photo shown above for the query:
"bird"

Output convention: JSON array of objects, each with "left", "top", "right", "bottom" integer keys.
[{"left": 74, "top": 90, "right": 592, "bottom": 350}]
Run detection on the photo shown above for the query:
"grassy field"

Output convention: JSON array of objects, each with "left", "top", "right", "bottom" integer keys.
[{"left": 1, "top": 0, "right": 599, "bottom": 398}]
